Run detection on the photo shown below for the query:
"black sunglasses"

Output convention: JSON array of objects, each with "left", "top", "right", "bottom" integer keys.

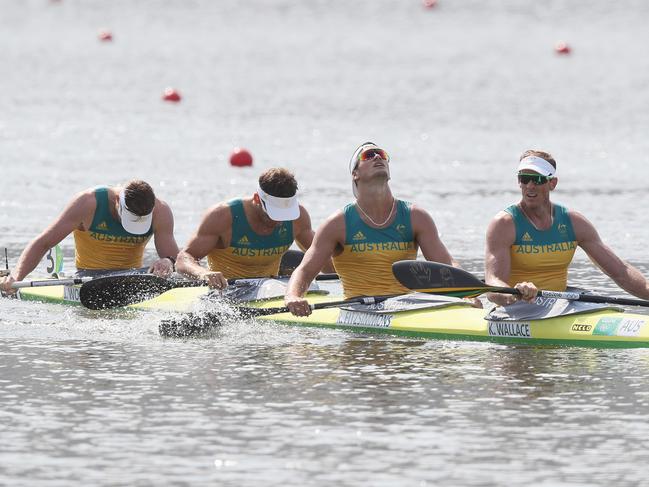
[{"left": 518, "top": 173, "right": 552, "bottom": 185}]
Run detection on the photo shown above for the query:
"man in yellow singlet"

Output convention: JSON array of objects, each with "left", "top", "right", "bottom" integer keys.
[
  {"left": 1, "top": 180, "right": 178, "bottom": 294},
  {"left": 175, "top": 168, "right": 332, "bottom": 289},
  {"left": 485, "top": 150, "right": 649, "bottom": 305},
  {"left": 284, "top": 141, "right": 460, "bottom": 316}
]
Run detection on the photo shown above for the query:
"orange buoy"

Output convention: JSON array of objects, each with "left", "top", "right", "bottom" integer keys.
[
  {"left": 162, "top": 88, "right": 181, "bottom": 102},
  {"left": 422, "top": 0, "right": 437, "bottom": 7},
  {"left": 555, "top": 41, "right": 571, "bottom": 55},
  {"left": 98, "top": 29, "right": 113, "bottom": 41},
  {"left": 230, "top": 148, "right": 253, "bottom": 167}
]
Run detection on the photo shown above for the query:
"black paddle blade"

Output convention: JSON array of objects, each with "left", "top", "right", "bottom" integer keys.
[
  {"left": 159, "top": 311, "right": 224, "bottom": 338},
  {"left": 80, "top": 274, "right": 174, "bottom": 310},
  {"left": 278, "top": 249, "right": 304, "bottom": 276},
  {"left": 392, "top": 260, "right": 487, "bottom": 296},
  {"left": 159, "top": 305, "right": 287, "bottom": 338}
]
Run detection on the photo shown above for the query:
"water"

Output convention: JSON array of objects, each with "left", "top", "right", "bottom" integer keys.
[{"left": 2, "top": 0, "right": 649, "bottom": 485}]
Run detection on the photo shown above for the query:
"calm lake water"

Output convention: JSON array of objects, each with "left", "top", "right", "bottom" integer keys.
[{"left": 2, "top": 0, "right": 649, "bottom": 485}]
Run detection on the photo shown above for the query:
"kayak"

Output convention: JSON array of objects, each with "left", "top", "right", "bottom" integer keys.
[{"left": 15, "top": 282, "right": 649, "bottom": 347}]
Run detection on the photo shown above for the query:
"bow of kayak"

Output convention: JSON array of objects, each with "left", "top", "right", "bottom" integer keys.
[{"left": 253, "top": 300, "right": 649, "bottom": 347}]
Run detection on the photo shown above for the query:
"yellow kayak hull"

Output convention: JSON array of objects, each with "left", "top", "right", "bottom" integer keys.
[{"left": 17, "top": 285, "right": 649, "bottom": 347}]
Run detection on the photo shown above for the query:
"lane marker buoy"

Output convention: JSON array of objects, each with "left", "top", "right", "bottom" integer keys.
[{"left": 229, "top": 148, "right": 253, "bottom": 167}]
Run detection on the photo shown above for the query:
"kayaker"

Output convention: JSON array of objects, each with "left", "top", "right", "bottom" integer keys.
[
  {"left": 485, "top": 150, "right": 649, "bottom": 305},
  {"left": 175, "top": 167, "right": 332, "bottom": 288},
  {"left": 0, "top": 180, "right": 179, "bottom": 294},
  {"left": 284, "top": 141, "right": 460, "bottom": 316}
]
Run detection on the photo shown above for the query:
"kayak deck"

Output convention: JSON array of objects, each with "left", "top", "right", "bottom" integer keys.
[{"left": 16, "top": 284, "right": 649, "bottom": 347}]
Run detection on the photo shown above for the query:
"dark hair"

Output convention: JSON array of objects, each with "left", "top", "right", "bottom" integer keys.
[
  {"left": 259, "top": 168, "right": 298, "bottom": 197},
  {"left": 520, "top": 150, "right": 557, "bottom": 169},
  {"left": 124, "top": 180, "right": 155, "bottom": 216}
]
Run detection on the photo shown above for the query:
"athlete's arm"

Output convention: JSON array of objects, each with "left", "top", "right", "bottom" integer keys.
[
  {"left": 572, "top": 210, "right": 649, "bottom": 299},
  {"left": 285, "top": 212, "right": 344, "bottom": 316},
  {"left": 411, "top": 205, "right": 457, "bottom": 266},
  {"left": 149, "top": 199, "right": 179, "bottom": 277},
  {"left": 1, "top": 192, "right": 93, "bottom": 293},
  {"left": 175, "top": 204, "right": 230, "bottom": 289},
  {"left": 484, "top": 211, "right": 536, "bottom": 305},
  {"left": 292, "top": 205, "right": 336, "bottom": 274}
]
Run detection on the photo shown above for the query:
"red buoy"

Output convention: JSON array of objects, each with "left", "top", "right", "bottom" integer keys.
[
  {"left": 422, "top": 0, "right": 437, "bottom": 7},
  {"left": 162, "top": 88, "right": 181, "bottom": 102},
  {"left": 555, "top": 41, "right": 571, "bottom": 55},
  {"left": 230, "top": 148, "right": 253, "bottom": 167},
  {"left": 98, "top": 29, "right": 113, "bottom": 41}
]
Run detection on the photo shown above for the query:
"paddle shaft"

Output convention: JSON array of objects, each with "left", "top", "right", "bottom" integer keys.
[
  {"left": 227, "top": 273, "right": 339, "bottom": 286},
  {"left": 242, "top": 295, "right": 392, "bottom": 317},
  {"left": 159, "top": 294, "right": 396, "bottom": 337},
  {"left": 11, "top": 277, "right": 92, "bottom": 289},
  {"left": 393, "top": 260, "right": 649, "bottom": 308},
  {"left": 490, "top": 286, "right": 649, "bottom": 308}
]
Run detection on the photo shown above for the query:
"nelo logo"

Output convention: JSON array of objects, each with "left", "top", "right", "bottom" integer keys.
[{"left": 571, "top": 324, "right": 592, "bottom": 332}]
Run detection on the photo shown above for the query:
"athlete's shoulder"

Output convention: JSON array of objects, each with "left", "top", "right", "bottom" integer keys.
[
  {"left": 70, "top": 187, "right": 101, "bottom": 209},
  {"left": 492, "top": 209, "right": 515, "bottom": 223},
  {"left": 205, "top": 200, "right": 234, "bottom": 216},
  {"left": 566, "top": 209, "right": 595, "bottom": 235},
  {"left": 487, "top": 210, "right": 515, "bottom": 240},
  {"left": 296, "top": 203, "right": 311, "bottom": 219},
  {"left": 408, "top": 202, "right": 429, "bottom": 217},
  {"left": 326, "top": 207, "right": 346, "bottom": 223},
  {"left": 152, "top": 197, "right": 173, "bottom": 222},
  {"left": 317, "top": 209, "right": 345, "bottom": 233}
]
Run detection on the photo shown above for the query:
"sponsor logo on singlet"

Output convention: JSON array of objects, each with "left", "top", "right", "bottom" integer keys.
[
  {"left": 97, "top": 221, "right": 108, "bottom": 230},
  {"left": 352, "top": 231, "right": 366, "bottom": 241},
  {"left": 237, "top": 235, "right": 251, "bottom": 246},
  {"left": 522, "top": 232, "right": 533, "bottom": 242}
]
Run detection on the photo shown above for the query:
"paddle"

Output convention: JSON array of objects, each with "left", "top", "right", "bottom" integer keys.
[
  {"left": 278, "top": 249, "right": 304, "bottom": 276},
  {"left": 392, "top": 260, "right": 649, "bottom": 307},
  {"left": 83, "top": 248, "right": 338, "bottom": 310},
  {"left": 81, "top": 250, "right": 313, "bottom": 310},
  {"left": 10, "top": 277, "right": 92, "bottom": 289},
  {"left": 80, "top": 270, "right": 340, "bottom": 310},
  {"left": 159, "top": 294, "right": 392, "bottom": 338},
  {"left": 80, "top": 274, "right": 205, "bottom": 310}
]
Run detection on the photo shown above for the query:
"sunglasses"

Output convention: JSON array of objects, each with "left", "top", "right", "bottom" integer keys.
[
  {"left": 518, "top": 173, "right": 553, "bottom": 185},
  {"left": 359, "top": 148, "right": 389, "bottom": 162}
]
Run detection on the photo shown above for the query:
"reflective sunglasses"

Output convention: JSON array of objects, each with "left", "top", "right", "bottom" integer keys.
[
  {"left": 518, "top": 173, "right": 552, "bottom": 185},
  {"left": 359, "top": 148, "right": 389, "bottom": 162}
]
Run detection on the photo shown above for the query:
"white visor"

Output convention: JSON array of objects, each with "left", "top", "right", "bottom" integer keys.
[
  {"left": 517, "top": 156, "right": 556, "bottom": 177},
  {"left": 349, "top": 142, "right": 379, "bottom": 198},
  {"left": 257, "top": 186, "right": 300, "bottom": 221},
  {"left": 118, "top": 190, "right": 153, "bottom": 235}
]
